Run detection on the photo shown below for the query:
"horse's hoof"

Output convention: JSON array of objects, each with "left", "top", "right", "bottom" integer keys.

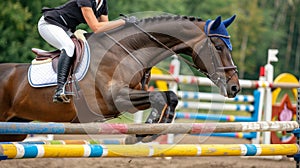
[
  {"left": 135, "top": 134, "right": 160, "bottom": 143},
  {"left": 124, "top": 135, "right": 138, "bottom": 144}
]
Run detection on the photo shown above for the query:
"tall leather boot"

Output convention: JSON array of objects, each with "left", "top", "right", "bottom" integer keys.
[{"left": 53, "top": 49, "right": 73, "bottom": 103}]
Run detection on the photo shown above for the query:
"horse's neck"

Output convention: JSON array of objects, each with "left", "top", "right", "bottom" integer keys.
[
  {"left": 134, "top": 19, "right": 205, "bottom": 66},
  {"left": 88, "top": 17, "right": 205, "bottom": 69}
]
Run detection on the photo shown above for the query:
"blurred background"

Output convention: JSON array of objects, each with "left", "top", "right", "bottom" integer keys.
[{"left": 0, "top": 0, "right": 299, "bottom": 79}]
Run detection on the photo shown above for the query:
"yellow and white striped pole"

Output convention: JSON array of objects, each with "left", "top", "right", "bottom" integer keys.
[{"left": 0, "top": 144, "right": 298, "bottom": 159}]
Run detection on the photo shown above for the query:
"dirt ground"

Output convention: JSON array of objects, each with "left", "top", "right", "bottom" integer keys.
[{"left": 0, "top": 135, "right": 295, "bottom": 168}]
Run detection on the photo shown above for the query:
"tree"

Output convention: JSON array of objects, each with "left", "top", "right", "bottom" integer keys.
[
  {"left": 0, "top": 1, "right": 32, "bottom": 62},
  {"left": 261, "top": 0, "right": 300, "bottom": 77},
  {"left": 108, "top": 0, "right": 186, "bottom": 19},
  {"left": 0, "top": 0, "right": 298, "bottom": 78},
  {"left": 231, "top": 0, "right": 269, "bottom": 79},
  {"left": 0, "top": 0, "right": 66, "bottom": 63}
]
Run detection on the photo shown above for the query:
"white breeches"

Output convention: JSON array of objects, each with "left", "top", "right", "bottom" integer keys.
[{"left": 38, "top": 16, "right": 75, "bottom": 57}]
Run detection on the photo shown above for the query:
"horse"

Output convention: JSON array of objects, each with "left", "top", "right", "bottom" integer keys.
[{"left": 0, "top": 14, "right": 240, "bottom": 142}]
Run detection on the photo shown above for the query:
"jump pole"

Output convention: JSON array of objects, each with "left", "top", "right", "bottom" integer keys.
[
  {"left": 0, "top": 144, "right": 298, "bottom": 159},
  {"left": 0, "top": 139, "right": 126, "bottom": 145},
  {"left": 151, "top": 74, "right": 300, "bottom": 89},
  {"left": 0, "top": 121, "right": 298, "bottom": 135}
]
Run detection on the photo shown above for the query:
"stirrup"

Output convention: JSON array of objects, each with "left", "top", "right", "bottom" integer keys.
[
  {"left": 53, "top": 93, "right": 70, "bottom": 104},
  {"left": 53, "top": 84, "right": 71, "bottom": 103},
  {"left": 64, "top": 80, "right": 77, "bottom": 96},
  {"left": 59, "top": 93, "right": 71, "bottom": 103}
]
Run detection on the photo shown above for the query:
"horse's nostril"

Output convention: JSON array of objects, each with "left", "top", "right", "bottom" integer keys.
[{"left": 231, "top": 85, "right": 239, "bottom": 92}]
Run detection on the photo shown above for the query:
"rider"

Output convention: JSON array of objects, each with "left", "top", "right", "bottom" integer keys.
[{"left": 38, "top": 0, "right": 125, "bottom": 103}]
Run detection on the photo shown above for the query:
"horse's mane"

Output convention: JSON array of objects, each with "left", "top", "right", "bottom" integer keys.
[
  {"left": 140, "top": 15, "right": 204, "bottom": 23},
  {"left": 102, "top": 15, "right": 205, "bottom": 51},
  {"left": 87, "top": 15, "right": 205, "bottom": 52}
]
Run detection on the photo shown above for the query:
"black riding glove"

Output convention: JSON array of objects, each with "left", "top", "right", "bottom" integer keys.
[{"left": 121, "top": 14, "right": 139, "bottom": 24}]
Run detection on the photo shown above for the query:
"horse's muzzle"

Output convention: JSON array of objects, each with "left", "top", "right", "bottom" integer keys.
[
  {"left": 219, "top": 82, "right": 240, "bottom": 98},
  {"left": 227, "top": 84, "right": 240, "bottom": 98}
]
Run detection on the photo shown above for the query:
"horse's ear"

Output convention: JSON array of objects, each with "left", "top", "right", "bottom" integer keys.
[
  {"left": 223, "top": 15, "right": 236, "bottom": 28},
  {"left": 210, "top": 16, "right": 222, "bottom": 30}
]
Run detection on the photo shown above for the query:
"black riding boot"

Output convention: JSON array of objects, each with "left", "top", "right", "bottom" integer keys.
[{"left": 53, "top": 49, "right": 73, "bottom": 103}]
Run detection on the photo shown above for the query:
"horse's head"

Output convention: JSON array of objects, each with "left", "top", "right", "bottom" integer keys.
[{"left": 192, "top": 15, "right": 240, "bottom": 98}]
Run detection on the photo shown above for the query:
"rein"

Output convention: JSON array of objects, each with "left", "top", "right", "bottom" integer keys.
[
  {"left": 132, "top": 23, "right": 200, "bottom": 69},
  {"left": 103, "top": 32, "right": 145, "bottom": 68}
]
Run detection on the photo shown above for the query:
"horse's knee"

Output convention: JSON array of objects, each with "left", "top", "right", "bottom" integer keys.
[
  {"left": 114, "top": 95, "right": 132, "bottom": 112},
  {"left": 150, "top": 91, "right": 178, "bottom": 104},
  {"left": 149, "top": 92, "right": 167, "bottom": 106},
  {"left": 166, "top": 91, "right": 178, "bottom": 106},
  {"left": 149, "top": 91, "right": 178, "bottom": 110},
  {"left": 114, "top": 89, "right": 151, "bottom": 113}
]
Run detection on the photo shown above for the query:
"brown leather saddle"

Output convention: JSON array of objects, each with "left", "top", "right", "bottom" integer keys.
[{"left": 31, "top": 36, "right": 85, "bottom": 74}]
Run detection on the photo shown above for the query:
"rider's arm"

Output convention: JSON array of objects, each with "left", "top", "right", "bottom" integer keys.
[
  {"left": 99, "top": 15, "right": 109, "bottom": 22},
  {"left": 81, "top": 7, "right": 125, "bottom": 33}
]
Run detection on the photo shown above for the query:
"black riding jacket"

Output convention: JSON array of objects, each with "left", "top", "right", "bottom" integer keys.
[{"left": 42, "top": 0, "right": 108, "bottom": 32}]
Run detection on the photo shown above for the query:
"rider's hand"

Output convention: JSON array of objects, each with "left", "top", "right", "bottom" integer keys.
[{"left": 124, "top": 16, "right": 139, "bottom": 24}]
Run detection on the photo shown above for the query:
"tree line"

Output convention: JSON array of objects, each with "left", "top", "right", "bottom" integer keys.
[{"left": 0, "top": 0, "right": 299, "bottom": 79}]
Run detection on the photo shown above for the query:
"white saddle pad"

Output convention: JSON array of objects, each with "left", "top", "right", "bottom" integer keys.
[{"left": 28, "top": 41, "right": 90, "bottom": 88}]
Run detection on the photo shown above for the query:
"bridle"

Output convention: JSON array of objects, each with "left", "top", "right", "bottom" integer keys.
[
  {"left": 104, "top": 18, "right": 238, "bottom": 86},
  {"left": 193, "top": 36, "right": 238, "bottom": 86},
  {"left": 135, "top": 20, "right": 238, "bottom": 86},
  {"left": 201, "top": 20, "right": 238, "bottom": 86}
]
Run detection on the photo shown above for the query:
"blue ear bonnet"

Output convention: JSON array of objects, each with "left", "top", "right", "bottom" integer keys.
[{"left": 204, "top": 15, "right": 235, "bottom": 51}]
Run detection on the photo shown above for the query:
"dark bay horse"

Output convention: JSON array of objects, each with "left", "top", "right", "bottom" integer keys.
[{"left": 0, "top": 15, "right": 240, "bottom": 142}]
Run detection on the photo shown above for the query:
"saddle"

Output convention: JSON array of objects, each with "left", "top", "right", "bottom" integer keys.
[{"left": 31, "top": 34, "right": 85, "bottom": 74}]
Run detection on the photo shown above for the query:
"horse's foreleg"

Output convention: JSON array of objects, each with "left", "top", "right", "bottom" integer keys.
[
  {"left": 137, "top": 91, "right": 178, "bottom": 142},
  {"left": 115, "top": 89, "right": 178, "bottom": 120},
  {"left": 146, "top": 91, "right": 178, "bottom": 123},
  {"left": 115, "top": 89, "right": 178, "bottom": 142}
]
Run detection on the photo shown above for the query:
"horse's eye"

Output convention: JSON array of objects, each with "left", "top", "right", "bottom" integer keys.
[{"left": 215, "top": 46, "right": 222, "bottom": 51}]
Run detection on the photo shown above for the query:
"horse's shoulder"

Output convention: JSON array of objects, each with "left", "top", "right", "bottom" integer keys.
[
  {"left": 0, "top": 62, "right": 29, "bottom": 68},
  {"left": 0, "top": 63, "right": 28, "bottom": 81}
]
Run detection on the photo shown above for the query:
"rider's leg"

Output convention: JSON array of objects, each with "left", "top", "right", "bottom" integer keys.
[
  {"left": 38, "top": 16, "right": 75, "bottom": 103},
  {"left": 53, "top": 49, "right": 73, "bottom": 103}
]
